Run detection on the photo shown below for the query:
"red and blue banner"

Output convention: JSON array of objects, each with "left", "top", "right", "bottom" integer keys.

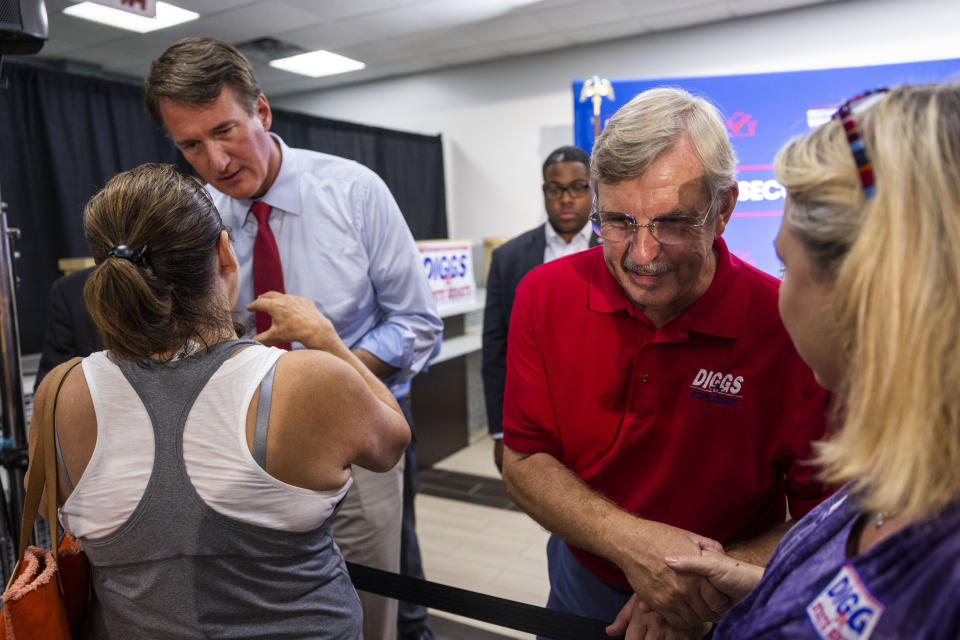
[{"left": 574, "top": 58, "right": 960, "bottom": 277}]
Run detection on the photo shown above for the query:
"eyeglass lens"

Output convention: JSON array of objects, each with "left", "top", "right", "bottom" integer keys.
[
  {"left": 543, "top": 182, "right": 590, "bottom": 199},
  {"left": 590, "top": 212, "right": 705, "bottom": 245}
]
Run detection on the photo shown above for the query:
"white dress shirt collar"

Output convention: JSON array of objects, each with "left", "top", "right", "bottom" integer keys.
[
  {"left": 243, "top": 133, "right": 302, "bottom": 217},
  {"left": 543, "top": 219, "right": 593, "bottom": 263}
]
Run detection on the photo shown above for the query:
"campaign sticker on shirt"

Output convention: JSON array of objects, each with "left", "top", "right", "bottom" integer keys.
[{"left": 807, "top": 563, "right": 884, "bottom": 639}]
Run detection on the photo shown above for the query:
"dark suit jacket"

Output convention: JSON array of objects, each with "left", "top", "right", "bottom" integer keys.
[
  {"left": 481, "top": 224, "right": 599, "bottom": 436},
  {"left": 34, "top": 267, "right": 101, "bottom": 391}
]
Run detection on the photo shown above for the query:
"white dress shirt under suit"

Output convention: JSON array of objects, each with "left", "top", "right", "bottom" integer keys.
[{"left": 543, "top": 218, "right": 593, "bottom": 263}]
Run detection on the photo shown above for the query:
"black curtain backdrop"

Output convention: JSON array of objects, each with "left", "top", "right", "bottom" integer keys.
[{"left": 0, "top": 60, "right": 447, "bottom": 354}]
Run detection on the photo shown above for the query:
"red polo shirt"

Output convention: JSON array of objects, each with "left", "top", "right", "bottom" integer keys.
[{"left": 503, "top": 238, "right": 832, "bottom": 590}]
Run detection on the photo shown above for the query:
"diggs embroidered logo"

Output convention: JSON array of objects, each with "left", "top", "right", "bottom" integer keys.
[
  {"left": 689, "top": 368, "right": 743, "bottom": 407},
  {"left": 807, "top": 564, "right": 884, "bottom": 640}
]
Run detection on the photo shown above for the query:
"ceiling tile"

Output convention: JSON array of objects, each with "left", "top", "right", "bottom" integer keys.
[
  {"left": 430, "top": 43, "right": 511, "bottom": 67},
  {"left": 279, "top": 21, "right": 380, "bottom": 52},
  {"left": 46, "top": 13, "right": 132, "bottom": 46},
  {"left": 333, "top": 0, "right": 552, "bottom": 38},
  {"left": 727, "top": 0, "right": 826, "bottom": 17},
  {"left": 333, "top": 41, "right": 407, "bottom": 65},
  {"left": 461, "top": 14, "right": 551, "bottom": 44},
  {"left": 169, "top": 0, "right": 259, "bottom": 14},
  {"left": 210, "top": 2, "right": 324, "bottom": 36},
  {"left": 530, "top": 0, "right": 633, "bottom": 30},
  {"left": 624, "top": 0, "right": 722, "bottom": 17},
  {"left": 262, "top": 70, "right": 335, "bottom": 96},
  {"left": 563, "top": 18, "right": 649, "bottom": 45},
  {"left": 334, "top": 10, "right": 437, "bottom": 39},
  {"left": 508, "top": 0, "right": 584, "bottom": 14},
  {"left": 411, "top": 0, "right": 539, "bottom": 28},
  {"left": 642, "top": 3, "right": 734, "bottom": 30},
  {"left": 371, "top": 28, "right": 483, "bottom": 58},
  {"left": 279, "top": 0, "right": 411, "bottom": 22},
  {"left": 27, "top": 0, "right": 824, "bottom": 97},
  {"left": 499, "top": 32, "right": 576, "bottom": 56}
]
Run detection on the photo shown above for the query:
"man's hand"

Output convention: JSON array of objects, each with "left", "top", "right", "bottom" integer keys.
[
  {"left": 606, "top": 595, "right": 711, "bottom": 640},
  {"left": 247, "top": 292, "right": 340, "bottom": 352},
  {"left": 502, "top": 449, "right": 729, "bottom": 630},
  {"left": 665, "top": 549, "right": 763, "bottom": 603},
  {"left": 614, "top": 521, "right": 729, "bottom": 629}
]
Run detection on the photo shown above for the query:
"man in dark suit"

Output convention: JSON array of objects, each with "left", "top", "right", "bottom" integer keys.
[
  {"left": 34, "top": 267, "right": 100, "bottom": 391},
  {"left": 482, "top": 146, "right": 598, "bottom": 470}
]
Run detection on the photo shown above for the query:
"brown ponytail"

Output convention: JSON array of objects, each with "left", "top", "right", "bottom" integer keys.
[{"left": 83, "top": 163, "right": 232, "bottom": 360}]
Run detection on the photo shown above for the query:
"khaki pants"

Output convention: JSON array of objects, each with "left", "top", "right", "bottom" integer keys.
[{"left": 334, "top": 458, "right": 404, "bottom": 640}]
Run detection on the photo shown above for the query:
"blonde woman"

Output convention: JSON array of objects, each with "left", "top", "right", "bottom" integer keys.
[{"left": 608, "top": 83, "right": 960, "bottom": 639}]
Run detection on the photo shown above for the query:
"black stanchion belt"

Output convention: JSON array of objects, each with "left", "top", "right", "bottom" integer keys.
[{"left": 346, "top": 562, "right": 624, "bottom": 640}]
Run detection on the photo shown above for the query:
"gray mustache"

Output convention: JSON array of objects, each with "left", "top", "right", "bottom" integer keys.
[{"left": 622, "top": 257, "right": 671, "bottom": 275}]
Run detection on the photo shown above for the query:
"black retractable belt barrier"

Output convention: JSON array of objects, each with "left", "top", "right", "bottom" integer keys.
[{"left": 346, "top": 562, "right": 624, "bottom": 640}]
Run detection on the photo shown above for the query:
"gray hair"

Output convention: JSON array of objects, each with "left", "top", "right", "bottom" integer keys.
[{"left": 591, "top": 87, "right": 737, "bottom": 215}]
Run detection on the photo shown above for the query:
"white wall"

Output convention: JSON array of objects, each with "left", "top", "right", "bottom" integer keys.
[{"left": 275, "top": 0, "right": 960, "bottom": 244}]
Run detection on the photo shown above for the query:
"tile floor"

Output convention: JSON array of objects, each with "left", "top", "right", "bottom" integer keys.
[{"left": 417, "top": 435, "right": 550, "bottom": 640}]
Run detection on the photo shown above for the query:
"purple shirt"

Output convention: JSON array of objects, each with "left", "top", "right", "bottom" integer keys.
[{"left": 714, "top": 487, "right": 960, "bottom": 639}]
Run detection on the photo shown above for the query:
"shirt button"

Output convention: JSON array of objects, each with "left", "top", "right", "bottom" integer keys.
[{"left": 641, "top": 374, "right": 649, "bottom": 382}]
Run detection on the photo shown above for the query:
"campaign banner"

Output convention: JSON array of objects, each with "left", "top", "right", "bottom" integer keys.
[
  {"left": 418, "top": 239, "right": 476, "bottom": 310},
  {"left": 574, "top": 58, "right": 960, "bottom": 277}
]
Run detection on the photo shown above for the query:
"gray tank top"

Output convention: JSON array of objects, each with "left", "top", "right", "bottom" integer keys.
[{"left": 80, "top": 339, "right": 362, "bottom": 639}]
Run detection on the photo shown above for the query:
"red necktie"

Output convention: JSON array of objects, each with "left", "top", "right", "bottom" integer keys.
[{"left": 251, "top": 201, "right": 291, "bottom": 350}]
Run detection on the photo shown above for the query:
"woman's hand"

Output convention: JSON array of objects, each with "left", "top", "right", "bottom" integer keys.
[
  {"left": 247, "top": 292, "right": 341, "bottom": 353},
  {"left": 664, "top": 549, "right": 763, "bottom": 604}
]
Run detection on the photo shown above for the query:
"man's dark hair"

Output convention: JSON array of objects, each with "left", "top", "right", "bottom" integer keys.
[
  {"left": 144, "top": 37, "right": 261, "bottom": 130},
  {"left": 542, "top": 145, "right": 590, "bottom": 180}
]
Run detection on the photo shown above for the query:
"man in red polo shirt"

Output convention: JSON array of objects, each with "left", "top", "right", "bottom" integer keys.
[{"left": 501, "top": 88, "right": 831, "bottom": 638}]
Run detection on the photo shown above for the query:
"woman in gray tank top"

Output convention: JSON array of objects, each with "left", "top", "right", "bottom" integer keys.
[{"left": 26, "top": 163, "right": 411, "bottom": 639}]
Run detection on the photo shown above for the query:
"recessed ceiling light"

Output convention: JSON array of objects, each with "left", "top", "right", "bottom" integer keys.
[
  {"left": 63, "top": 2, "right": 198, "bottom": 34},
  {"left": 269, "top": 50, "right": 365, "bottom": 78}
]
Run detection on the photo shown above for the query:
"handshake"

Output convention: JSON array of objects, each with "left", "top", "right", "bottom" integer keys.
[{"left": 604, "top": 523, "right": 765, "bottom": 640}]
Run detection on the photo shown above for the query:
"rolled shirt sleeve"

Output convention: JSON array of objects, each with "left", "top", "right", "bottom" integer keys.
[{"left": 351, "top": 170, "right": 443, "bottom": 389}]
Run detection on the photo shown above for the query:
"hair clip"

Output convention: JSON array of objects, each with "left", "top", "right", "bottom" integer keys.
[{"left": 107, "top": 244, "right": 154, "bottom": 275}]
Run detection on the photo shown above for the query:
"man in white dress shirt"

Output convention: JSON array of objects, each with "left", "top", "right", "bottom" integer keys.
[{"left": 145, "top": 37, "right": 443, "bottom": 640}]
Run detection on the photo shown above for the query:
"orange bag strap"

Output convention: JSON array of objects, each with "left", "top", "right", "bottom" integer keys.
[{"left": 6, "top": 357, "right": 84, "bottom": 589}]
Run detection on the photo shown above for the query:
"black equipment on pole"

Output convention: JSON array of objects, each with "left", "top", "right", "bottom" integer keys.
[
  {"left": 0, "top": 202, "right": 27, "bottom": 581},
  {"left": 0, "top": 0, "right": 47, "bottom": 54},
  {"left": 0, "top": 0, "right": 46, "bottom": 583}
]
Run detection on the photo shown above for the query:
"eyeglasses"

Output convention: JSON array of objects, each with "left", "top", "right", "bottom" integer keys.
[
  {"left": 589, "top": 210, "right": 710, "bottom": 245},
  {"left": 831, "top": 87, "right": 888, "bottom": 198},
  {"left": 542, "top": 181, "right": 590, "bottom": 200}
]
